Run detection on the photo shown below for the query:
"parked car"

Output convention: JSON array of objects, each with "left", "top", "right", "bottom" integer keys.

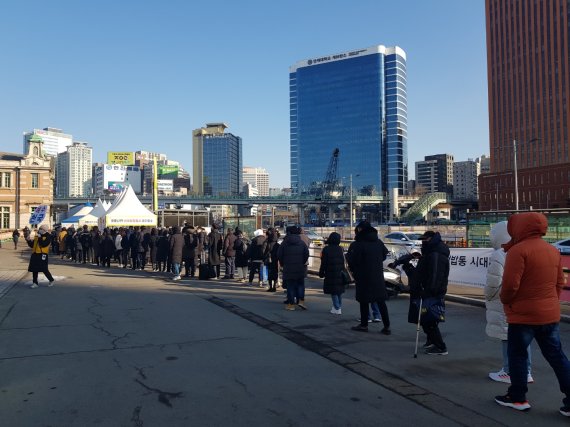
[
  {"left": 383, "top": 231, "right": 423, "bottom": 247},
  {"left": 552, "top": 238, "right": 570, "bottom": 255}
]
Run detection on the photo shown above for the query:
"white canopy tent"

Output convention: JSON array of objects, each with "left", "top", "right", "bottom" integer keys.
[
  {"left": 61, "top": 203, "right": 93, "bottom": 227},
  {"left": 78, "top": 199, "right": 108, "bottom": 227},
  {"left": 99, "top": 185, "right": 157, "bottom": 228}
]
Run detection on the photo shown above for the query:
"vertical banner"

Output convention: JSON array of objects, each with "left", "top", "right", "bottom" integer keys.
[{"left": 152, "top": 158, "right": 158, "bottom": 214}]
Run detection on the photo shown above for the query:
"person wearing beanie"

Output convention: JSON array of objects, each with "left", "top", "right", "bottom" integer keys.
[{"left": 26, "top": 224, "right": 55, "bottom": 288}]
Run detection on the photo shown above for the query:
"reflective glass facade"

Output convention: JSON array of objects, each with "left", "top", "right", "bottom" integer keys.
[
  {"left": 203, "top": 134, "right": 242, "bottom": 196},
  {"left": 290, "top": 45, "right": 407, "bottom": 196}
]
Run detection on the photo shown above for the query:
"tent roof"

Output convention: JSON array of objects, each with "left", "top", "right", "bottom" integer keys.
[
  {"left": 103, "top": 185, "right": 156, "bottom": 227},
  {"left": 78, "top": 199, "right": 107, "bottom": 226}
]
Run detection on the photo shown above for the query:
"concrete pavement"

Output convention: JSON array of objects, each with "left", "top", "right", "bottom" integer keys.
[{"left": 1, "top": 247, "right": 570, "bottom": 426}]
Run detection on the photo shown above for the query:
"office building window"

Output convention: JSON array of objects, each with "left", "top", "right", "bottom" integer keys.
[
  {"left": 31, "top": 173, "right": 39, "bottom": 188},
  {"left": 0, "top": 206, "right": 9, "bottom": 229}
]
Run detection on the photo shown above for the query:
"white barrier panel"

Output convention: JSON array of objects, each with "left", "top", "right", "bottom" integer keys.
[{"left": 448, "top": 248, "right": 493, "bottom": 288}]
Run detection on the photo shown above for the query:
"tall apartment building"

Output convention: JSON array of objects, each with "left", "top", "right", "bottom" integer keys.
[
  {"left": 453, "top": 159, "right": 481, "bottom": 201},
  {"left": 415, "top": 160, "right": 438, "bottom": 194},
  {"left": 290, "top": 45, "right": 408, "bottom": 196},
  {"left": 243, "top": 166, "right": 269, "bottom": 196},
  {"left": 56, "top": 142, "right": 93, "bottom": 197},
  {"left": 23, "top": 127, "right": 72, "bottom": 157},
  {"left": 480, "top": 0, "right": 570, "bottom": 210},
  {"left": 192, "top": 123, "right": 242, "bottom": 196},
  {"left": 0, "top": 134, "right": 53, "bottom": 229},
  {"left": 424, "top": 154, "right": 454, "bottom": 194}
]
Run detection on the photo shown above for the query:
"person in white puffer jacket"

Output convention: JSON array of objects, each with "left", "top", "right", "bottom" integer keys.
[{"left": 485, "top": 221, "right": 534, "bottom": 384}]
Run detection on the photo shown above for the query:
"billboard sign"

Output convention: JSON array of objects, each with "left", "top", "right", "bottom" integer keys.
[
  {"left": 158, "top": 165, "right": 179, "bottom": 177},
  {"left": 108, "top": 181, "right": 126, "bottom": 193},
  {"left": 157, "top": 179, "right": 173, "bottom": 191},
  {"left": 107, "top": 152, "right": 135, "bottom": 165}
]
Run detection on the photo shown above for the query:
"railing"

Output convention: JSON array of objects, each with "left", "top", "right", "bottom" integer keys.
[{"left": 401, "top": 192, "right": 448, "bottom": 222}]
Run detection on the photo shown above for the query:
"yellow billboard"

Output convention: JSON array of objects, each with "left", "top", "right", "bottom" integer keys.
[{"left": 107, "top": 152, "right": 135, "bottom": 165}]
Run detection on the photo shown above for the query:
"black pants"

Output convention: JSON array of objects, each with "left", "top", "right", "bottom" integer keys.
[
  {"left": 183, "top": 257, "right": 195, "bottom": 277},
  {"left": 423, "top": 322, "right": 446, "bottom": 350},
  {"left": 102, "top": 256, "right": 111, "bottom": 267},
  {"left": 122, "top": 249, "right": 130, "bottom": 268},
  {"left": 33, "top": 269, "right": 54, "bottom": 284},
  {"left": 360, "top": 300, "right": 390, "bottom": 328}
]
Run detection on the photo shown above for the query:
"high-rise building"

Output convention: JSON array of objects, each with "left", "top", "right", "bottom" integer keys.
[
  {"left": 415, "top": 160, "right": 438, "bottom": 194},
  {"left": 23, "top": 127, "right": 73, "bottom": 157},
  {"left": 480, "top": 0, "right": 570, "bottom": 210},
  {"left": 290, "top": 45, "right": 407, "bottom": 196},
  {"left": 453, "top": 159, "right": 481, "bottom": 201},
  {"left": 56, "top": 142, "right": 92, "bottom": 197},
  {"left": 192, "top": 123, "right": 242, "bottom": 196},
  {"left": 425, "top": 154, "right": 454, "bottom": 194},
  {"left": 134, "top": 151, "right": 167, "bottom": 168},
  {"left": 243, "top": 166, "right": 269, "bottom": 196},
  {"left": 93, "top": 164, "right": 142, "bottom": 195}
]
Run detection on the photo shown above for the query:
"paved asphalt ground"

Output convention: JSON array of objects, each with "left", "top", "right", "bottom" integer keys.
[{"left": 1, "top": 247, "right": 570, "bottom": 426}]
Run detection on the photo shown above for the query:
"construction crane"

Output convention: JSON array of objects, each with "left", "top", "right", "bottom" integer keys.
[{"left": 317, "top": 148, "right": 340, "bottom": 225}]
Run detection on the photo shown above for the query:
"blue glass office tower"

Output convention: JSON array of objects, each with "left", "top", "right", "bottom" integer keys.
[
  {"left": 290, "top": 45, "right": 407, "bottom": 196},
  {"left": 193, "top": 123, "right": 242, "bottom": 196}
]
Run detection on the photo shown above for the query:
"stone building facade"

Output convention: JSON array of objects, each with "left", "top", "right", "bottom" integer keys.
[{"left": 0, "top": 135, "right": 53, "bottom": 230}]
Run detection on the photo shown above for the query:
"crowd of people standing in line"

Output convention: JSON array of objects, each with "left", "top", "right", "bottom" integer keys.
[{"left": 17, "top": 213, "right": 570, "bottom": 418}]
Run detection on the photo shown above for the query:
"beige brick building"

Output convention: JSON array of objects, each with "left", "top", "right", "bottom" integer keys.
[{"left": 0, "top": 134, "right": 54, "bottom": 230}]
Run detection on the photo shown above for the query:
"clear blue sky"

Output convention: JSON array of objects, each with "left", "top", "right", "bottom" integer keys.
[{"left": 0, "top": 0, "right": 488, "bottom": 187}]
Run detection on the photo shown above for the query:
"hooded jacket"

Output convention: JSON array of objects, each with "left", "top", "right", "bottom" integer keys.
[
  {"left": 416, "top": 232, "right": 450, "bottom": 298},
  {"left": 500, "top": 212, "right": 565, "bottom": 325},
  {"left": 346, "top": 225, "right": 389, "bottom": 302},
  {"left": 319, "top": 232, "right": 346, "bottom": 295},
  {"left": 277, "top": 233, "right": 309, "bottom": 281},
  {"left": 484, "top": 221, "right": 510, "bottom": 340}
]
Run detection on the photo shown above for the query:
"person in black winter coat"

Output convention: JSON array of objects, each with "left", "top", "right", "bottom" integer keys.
[
  {"left": 208, "top": 224, "right": 223, "bottom": 279},
  {"left": 223, "top": 227, "right": 237, "bottom": 279},
  {"left": 129, "top": 227, "right": 141, "bottom": 270},
  {"left": 100, "top": 229, "right": 116, "bottom": 267},
  {"left": 277, "top": 226, "right": 310, "bottom": 310},
  {"left": 414, "top": 230, "right": 450, "bottom": 355},
  {"left": 346, "top": 221, "right": 391, "bottom": 334},
  {"left": 196, "top": 227, "right": 206, "bottom": 263},
  {"left": 120, "top": 229, "right": 131, "bottom": 269},
  {"left": 248, "top": 229, "right": 267, "bottom": 286},
  {"left": 182, "top": 227, "right": 197, "bottom": 277},
  {"left": 319, "top": 232, "right": 346, "bottom": 314},
  {"left": 233, "top": 229, "right": 249, "bottom": 283},
  {"left": 264, "top": 228, "right": 280, "bottom": 292},
  {"left": 149, "top": 228, "right": 159, "bottom": 271},
  {"left": 169, "top": 226, "right": 185, "bottom": 280},
  {"left": 156, "top": 229, "right": 170, "bottom": 272}
]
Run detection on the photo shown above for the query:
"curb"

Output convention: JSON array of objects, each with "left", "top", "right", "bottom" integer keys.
[{"left": 445, "top": 293, "right": 570, "bottom": 324}]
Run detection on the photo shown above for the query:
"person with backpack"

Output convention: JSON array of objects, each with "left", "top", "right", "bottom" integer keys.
[
  {"left": 248, "top": 229, "right": 267, "bottom": 287},
  {"left": 234, "top": 229, "right": 249, "bottom": 283}
]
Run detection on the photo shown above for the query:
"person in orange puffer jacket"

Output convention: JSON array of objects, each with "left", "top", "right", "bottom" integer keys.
[{"left": 494, "top": 212, "right": 570, "bottom": 417}]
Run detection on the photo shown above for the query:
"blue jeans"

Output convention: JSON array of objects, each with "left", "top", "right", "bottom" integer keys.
[
  {"left": 501, "top": 340, "right": 532, "bottom": 374},
  {"left": 331, "top": 294, "right": 342, "bottom": 310},
  {"left": 370, "top": 303, "right": 380, "bottom": 320},
  {"left": 285, "top": 279, "right": 305, "bottom": 303},
  {"left": 508, "top": 323, "right": 570, "bottom": 403},
  {"left": 172, "top": 262, "right": 180, "bottom": 277}
]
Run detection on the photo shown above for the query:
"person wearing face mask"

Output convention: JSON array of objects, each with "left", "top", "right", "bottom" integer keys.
[{"left": 27, "top": 224, "right": 55, "bottom": 289}]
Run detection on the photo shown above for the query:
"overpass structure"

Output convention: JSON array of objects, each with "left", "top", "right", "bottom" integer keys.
[{"left": 53, "top": 194, "right": 387, "bottom": 208}]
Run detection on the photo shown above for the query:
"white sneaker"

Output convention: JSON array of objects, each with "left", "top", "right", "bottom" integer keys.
[
  {"left": 527, "top": 373, "right": 534, "bottom": 383},
  {"left": 48, "top": 281, "right": 55, "bottom": 287},
  {"left": 172, "top": 275, "right": 181, "bottom": 281},
  {"left": 30, "top": 283, "right": 39, "bottom": 289},
  {"left": 489, "top": 369, "right": 511, "bottom": 384}
]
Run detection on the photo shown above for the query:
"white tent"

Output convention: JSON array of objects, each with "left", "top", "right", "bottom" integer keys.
[
  {"left": 99, "top": 185, "right": 157, "bottom": 228},
  {"left": 78, "top": 199, "right": 108, "bottom": 227},
  {"left": 61, "top": 203, "right": 93, "bottom": 227}
]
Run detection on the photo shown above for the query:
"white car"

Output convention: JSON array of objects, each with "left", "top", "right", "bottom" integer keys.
[
  {"left": 552, "top": 238, "right": 570, "bottom": 255},
  {"left": 383, "top": 232, "right": 423, "bottom": 247}
]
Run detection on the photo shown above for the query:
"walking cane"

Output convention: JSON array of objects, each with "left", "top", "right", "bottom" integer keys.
[{"left": 413, "top": 298, "right": 423, "bottom": 358}]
